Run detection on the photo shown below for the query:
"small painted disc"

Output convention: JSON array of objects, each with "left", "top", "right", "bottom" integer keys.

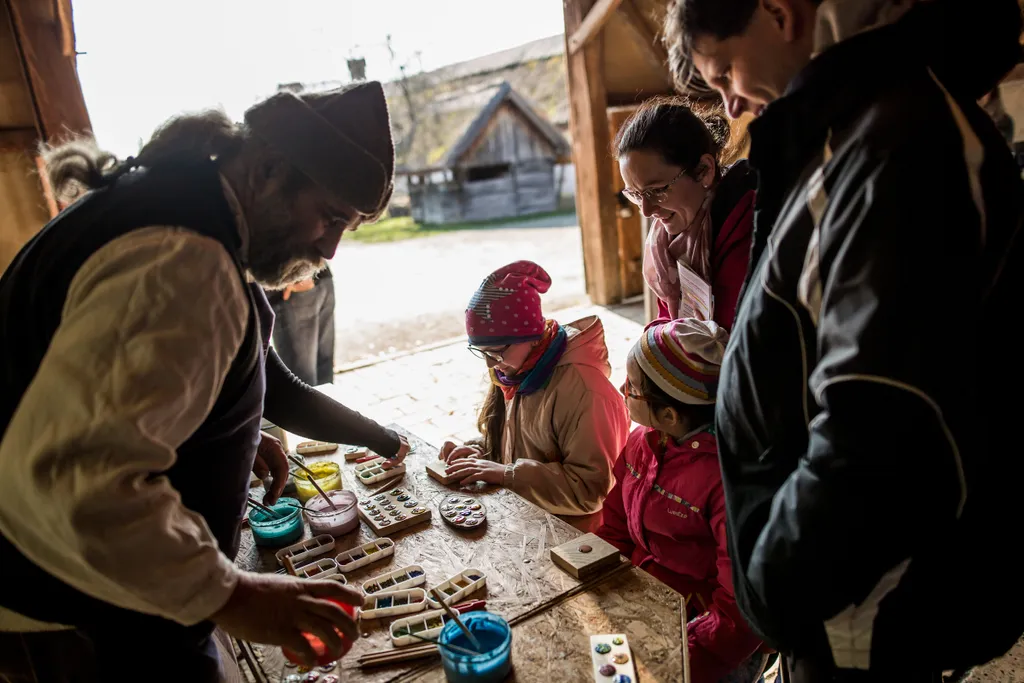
[
  {"left": 611, "top": 653, "right": 629, "bottom": 664},
  {"left": 612, "top": 636, "right": 624, "bottom": 646},
  {"left": 599, "top": 664, "right": 616, "bottom": 677},
  {"left": 594, "top": 643, "right": 612, "bottom": 654}
]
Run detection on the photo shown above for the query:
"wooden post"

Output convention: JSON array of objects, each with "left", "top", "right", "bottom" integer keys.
[
  {"left": 7, "top": 0, "right": 92, "bottom": 142},
  {"left": 564, "top": 0, "right": 622, "bottom": 306}
]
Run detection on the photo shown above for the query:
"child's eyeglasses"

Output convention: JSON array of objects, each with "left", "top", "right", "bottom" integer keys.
[
  {"left": 468, "top": 344, "right": 510, "bottom": 361},
  {"left": 620, "top": 379, "right": 649, "bottom": 402},
  {"left": 621, "top": 167, "right": 688, "bottom": 206}
]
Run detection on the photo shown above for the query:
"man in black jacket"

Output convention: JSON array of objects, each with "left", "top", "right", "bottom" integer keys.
[{"left": 665, "top": 0, "right": 1024, "bottom": 680}]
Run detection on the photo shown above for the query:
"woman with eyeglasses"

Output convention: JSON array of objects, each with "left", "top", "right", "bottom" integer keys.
[
  {"left": 596, "top": 318, "right": 765, "bottom": 683},
  {"left": 617, "top": 97, "right": 755, "bottom": 332},
  {"left": 439, "top": 261, "right": 629, "bottom": 531}
]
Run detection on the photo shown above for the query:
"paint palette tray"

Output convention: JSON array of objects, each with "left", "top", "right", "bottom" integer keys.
[
  {"left": 343, "top": 445, "right": 370, "bottom": 461},
  {"left": 296, "top": 441, "right": 339, "bottom": 456},
  {"left": 275, "top": 534, "right": 336, "bottom": 567},
  {"left": 590, "top": 633, "right": 637, "bottom": 683},
  {"left": 390, "top": 608, "right": 453, "bottom": 647},
  {"left": 359, "top": 588, "right": 428, "bottom": 620},
  {"left": 425, "top": 459, "right": 459, "bottom": 485},
  {"left": 354, "top": 457, "right": 406, "bottom": 485},
  {"left": 358, "top": 487, "right": 431, "bottom": 536},
  {"left": 426, "top": 569, "right": 486, "bottom": 608},
  {"left": 438, "top": 495, "right": 487, "bottom": 531},
  {"left": 295, "top": 557, "right": 339, "bottom": 580},
  {"left": 335, "top": 538, "right": 394, "bottom": 573},
  {"left": 362, "top": 565, "right": 426, "bottom": 595}
]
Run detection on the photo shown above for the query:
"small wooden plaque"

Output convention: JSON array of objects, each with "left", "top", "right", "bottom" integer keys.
[
  {"left": 425, "top": 459, "right": 459, "bottom": 486},
  {"left": 550, "top": 533, "right": 621, "bottom": 579}
]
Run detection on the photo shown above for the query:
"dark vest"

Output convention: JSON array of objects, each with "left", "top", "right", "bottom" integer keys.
[{"left": 0, "top": 161, "right": 271, "bottom": 662}]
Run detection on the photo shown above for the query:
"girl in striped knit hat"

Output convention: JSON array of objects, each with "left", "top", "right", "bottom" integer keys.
[
  {"left": 596, "top": 318, "right": 764, "bottom": 683},
  {"left": 440, "top": 260, "right": 629, "bottom": 531}
]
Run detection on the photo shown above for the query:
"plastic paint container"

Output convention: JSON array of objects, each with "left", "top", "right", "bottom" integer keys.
[
  {"left": 294, "top": 461, "right": 342, "bottom": 503},
  {"left": 282, "top": 598, "right": 356, "bottom": 666},
  {"left": 249, "top": 498, "right": 304, "bottom": 547},
  {"left": 305, "top": 490, "right": 359, "bottom": 536},
  {"left": 438, "top": 612, "right": 512, "bottom": 683}
]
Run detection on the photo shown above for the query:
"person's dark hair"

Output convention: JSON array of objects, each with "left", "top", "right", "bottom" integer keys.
[
  {"left": 614, "top": 96, "right": 729, "bottom": 181},
  {"left": 474, "top": 384, "right": 506, "bottom": 462},
  {"left": 664, "top": 0, "right": 759, "bottom": 93},
  {"left": 637, "top": 365, "right": 716, "bottom": 427}
]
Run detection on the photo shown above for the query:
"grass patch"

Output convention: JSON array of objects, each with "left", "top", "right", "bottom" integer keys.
[{"left": 345, "top": 211, "right": 576, "bottom": 245}]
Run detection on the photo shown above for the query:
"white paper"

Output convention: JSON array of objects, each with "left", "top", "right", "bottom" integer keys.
[{"left": 676, "top": 262, "right": 714, "bottom": 321}]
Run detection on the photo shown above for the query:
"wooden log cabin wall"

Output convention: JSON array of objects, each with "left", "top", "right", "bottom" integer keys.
[{"left": 0, "top": 0, "right": 90, "bottom": 273}]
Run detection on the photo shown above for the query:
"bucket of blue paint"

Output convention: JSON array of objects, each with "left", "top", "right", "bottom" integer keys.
[{"left": 438, "top": 611, "right": 512, "bottom": 682}]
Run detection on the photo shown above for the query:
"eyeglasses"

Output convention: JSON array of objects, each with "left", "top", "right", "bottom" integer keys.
[
  {"left": 468, "top": 344, "right": 510, "bottom": 361},
  {"left": 620, "top": 379, "right": 649, "bottom": 402},
  {"left": 621, "top": 167, "right": 688, "bottom": 206}
]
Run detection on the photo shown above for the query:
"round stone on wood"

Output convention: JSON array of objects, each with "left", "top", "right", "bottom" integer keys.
[{"left": 579, "top": 544, "right": 593, "bottom": 553}]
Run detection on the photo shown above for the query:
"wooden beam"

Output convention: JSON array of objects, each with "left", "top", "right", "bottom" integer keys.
[
  {"left": 564, "top": 0, "right": 623, "bottom": 305},
  {"left": 7, "top": 0, "right": 92, "bottom": 141},
  {"left": 567, "top": 0, "right": 625, "bottom": 55},
  {"left": 617, "top": 0, "right": 673, "bottom": 88},
  {"left": 0, "top": 127, "right": 38, "bottom": 153}
]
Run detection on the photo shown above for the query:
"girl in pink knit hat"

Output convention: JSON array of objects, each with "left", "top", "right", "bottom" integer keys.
[
  {"left": 439, "top": 260, "right": 630, "bottom": 531},
  {"left": 596, "top": 318, "right": 765, "bottom": 683}
]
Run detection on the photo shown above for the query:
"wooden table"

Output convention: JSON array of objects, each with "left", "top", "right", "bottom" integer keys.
[{"left": 237, "top": 418, "right": 684, "bottom": 682}]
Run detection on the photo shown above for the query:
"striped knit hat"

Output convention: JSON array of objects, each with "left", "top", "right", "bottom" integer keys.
[
  {"left": 466, "top": 261, "right": 550, "bottom": 346},
  {"left": 630, "top": 318, "right": 728, "bottom": 405}
]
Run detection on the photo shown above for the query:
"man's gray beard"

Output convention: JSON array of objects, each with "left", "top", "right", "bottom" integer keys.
[{"left": 245, "top": 194, "right": 326, "bottom": 291}]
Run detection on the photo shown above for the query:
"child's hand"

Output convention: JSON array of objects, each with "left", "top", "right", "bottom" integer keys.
[
  {"left": 445, "top": 458, "right": 505, "bottom": 486},
  {"left": 440, "top": 441, "right": 482, "bottom": 465}
]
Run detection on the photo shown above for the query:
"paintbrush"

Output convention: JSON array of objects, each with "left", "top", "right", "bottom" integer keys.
[
  {"left": 400, "top": 630, "right": 481, "bottom": 656},
  {"left": 429, "top": 588, "right": 482, "bottom": 652},
  {"left": 287, "top": 454, "right": 338, "bottom": 510},
  {"left": 246, "top": 496, "right": 283, "bottom": 519}
]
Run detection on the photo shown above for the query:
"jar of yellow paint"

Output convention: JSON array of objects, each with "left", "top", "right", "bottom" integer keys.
[{"left": 294, "top": 461, "right": 343, "bottom": 503}]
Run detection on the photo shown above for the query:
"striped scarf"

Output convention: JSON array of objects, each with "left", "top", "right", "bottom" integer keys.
[{"left": 490, "top": 320, "right": 568, "bottom": 399}]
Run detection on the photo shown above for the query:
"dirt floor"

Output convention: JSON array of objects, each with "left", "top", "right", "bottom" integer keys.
[{"left": 328, "top": 212, "right": 586, "bottom": 368}]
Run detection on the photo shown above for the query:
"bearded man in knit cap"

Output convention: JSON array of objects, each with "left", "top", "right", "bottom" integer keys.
[{"left": 0, "top": 84, "right": 405, "bottom": 681}]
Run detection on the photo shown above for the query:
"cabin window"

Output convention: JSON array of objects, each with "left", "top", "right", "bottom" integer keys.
[{"left": 466, "top": 163, "right": 511, "bottom": 182}]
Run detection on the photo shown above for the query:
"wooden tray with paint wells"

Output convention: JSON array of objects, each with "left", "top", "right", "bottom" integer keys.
[
  {"left": 275, "top": 534, "right": 336, "bottom": 567},
  {"left": 358, "top": 486, "right": 431, "bottom": 536},
  {"left": 354, "top": 457, "right": 406, "bottom": 486},
  {"left": 359, "top": 588, "right": 428, "bottom": 620},
  {"left": 335, "top": 538, "right": 394, "bottom": 573},
  {"left": 294, "top": 557, "right": 339, "bottom": 580},
  {"left": 390, "top": 608, "right": 450, "bottom": 647},
  {"left": 426, "top": 569, "right": 486, "bottom": 608},
  {"left": 362, "top": 564, "right": 427, "bottom": 595}
]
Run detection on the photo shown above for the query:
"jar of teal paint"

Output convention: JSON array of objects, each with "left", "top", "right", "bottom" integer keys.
[
  {"left": 438, "top": 612, "right": 512, "bottom": 682},
  {"left": 249, "top": 497, "right": 304, "bottom": 547}
]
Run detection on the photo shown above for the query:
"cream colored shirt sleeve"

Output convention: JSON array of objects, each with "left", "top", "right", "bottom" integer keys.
[{"left": 0, "top": 225, "right": 249, "bottom": 627}]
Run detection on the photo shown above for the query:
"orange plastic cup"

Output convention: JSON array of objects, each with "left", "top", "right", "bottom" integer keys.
[{"left": 282, "top": 599, "right": 357, "bottom": 667}]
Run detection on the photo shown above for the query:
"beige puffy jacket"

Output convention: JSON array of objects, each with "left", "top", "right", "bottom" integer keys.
[{"left": 499, "top": 316, "right": 630, "bottom": 531}]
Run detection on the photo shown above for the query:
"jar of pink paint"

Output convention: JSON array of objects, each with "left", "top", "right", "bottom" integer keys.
[{"left": 305, "top": 489, "right": 359, "bottom": 536}]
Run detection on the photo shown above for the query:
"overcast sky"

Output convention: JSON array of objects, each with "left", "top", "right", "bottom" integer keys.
[{"left": 73, "top": 0, "right": 565, "bottom": 157}]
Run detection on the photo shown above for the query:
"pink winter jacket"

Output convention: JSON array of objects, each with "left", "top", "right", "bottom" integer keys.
[{"left": 596, "top": 426, "right": 761, "bottom": 682}]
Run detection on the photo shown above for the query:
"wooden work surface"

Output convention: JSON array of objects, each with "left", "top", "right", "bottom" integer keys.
[{"left": 236, "top": 419, "right": 683, "bottom": 682}]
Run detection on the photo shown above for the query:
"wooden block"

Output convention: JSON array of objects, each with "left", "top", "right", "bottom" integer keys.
[
  {"left": 551, "top": 533, "right": 621, "bottom": 580},
  {"left": 425, "top": 458, "right": 459, "bottom": 486}
]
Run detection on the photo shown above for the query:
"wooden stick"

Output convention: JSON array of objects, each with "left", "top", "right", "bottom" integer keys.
[
  {"left": 358, "top": 643, "right": 438, "bottom": 667},
  {"left": 429, "top": 588, "right": 482, "bottom": 652},
  {"left": 281, "top": 554, "right": 298, "bottom": 577},
  {"left": 402, "top": 630, "right": 480, "bottom": 656},
  {"left": 245, "top": 496, "right": 282, "bottom": 519},
  {"left": 287, "top": 454, "right": 337, "bottom": 510},
  {"left": 681, "top": 596, "right": 691, "bottom": 683}
]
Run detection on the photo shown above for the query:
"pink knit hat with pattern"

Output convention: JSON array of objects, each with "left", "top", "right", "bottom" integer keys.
[{"left": 466, "top": 261, "right": 550, "bottom": 346}]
